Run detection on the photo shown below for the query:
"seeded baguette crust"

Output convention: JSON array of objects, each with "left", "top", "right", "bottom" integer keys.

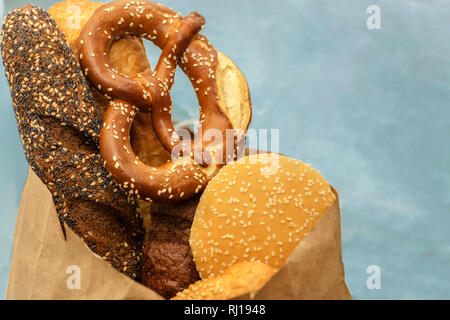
[{"left": 1, "top": 5, "right": 144, "bottom": 279}]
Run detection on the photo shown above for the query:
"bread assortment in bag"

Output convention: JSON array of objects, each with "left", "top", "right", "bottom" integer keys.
[{"left": 2, "top": 0, "right": 350, "bottom": 300}]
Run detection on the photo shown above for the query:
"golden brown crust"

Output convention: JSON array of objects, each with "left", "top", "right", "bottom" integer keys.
[
  {"left": 1, "top": 5, "right": 144, "bottom": 279},
  {"left": 79, "top": 0, "right": 252, "bottom": 202},
  {"left": 100, "top": 100, "right": 209, "bottom": 202},
  {"left": 48, "top": 0, "right": 103, "bottom": 50},
  {"left": 172, "top": 261, "right": 275, "bottom": 300},
  {"left": 190, "top": 154, "right": 337, "bottom": 279}
]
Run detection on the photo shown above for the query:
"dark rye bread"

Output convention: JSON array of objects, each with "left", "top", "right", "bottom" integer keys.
[
  {"left": 1, "top": 5, "right": 144, "bottom": 279},
  {"left": 142, "top": 196, "right": 201, "bottom": 299}
]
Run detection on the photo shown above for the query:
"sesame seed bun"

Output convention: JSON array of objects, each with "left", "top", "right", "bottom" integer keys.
[
  {"left": 190, "top": 153, "right": 337, "bottom": 279},
  {"left": 172, "top": 261, "right": 275, "bottom": 300}
]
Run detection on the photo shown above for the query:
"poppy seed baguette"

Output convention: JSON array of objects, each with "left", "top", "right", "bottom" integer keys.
[{"left": 1, "top": 5, "right": 144, "bottom": 279}]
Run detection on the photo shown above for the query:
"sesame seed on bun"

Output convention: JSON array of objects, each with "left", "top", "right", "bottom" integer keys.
[
  {"left": 190, "top": 153, "right": 337, "bottom": 279},
  {"left": 172, "top": 261, "right": 275, "bottom": 300}
]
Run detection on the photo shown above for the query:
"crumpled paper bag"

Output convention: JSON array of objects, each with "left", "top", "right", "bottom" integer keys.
[{"left": 6, "top": 168, "right": 351, "bottom": 300}]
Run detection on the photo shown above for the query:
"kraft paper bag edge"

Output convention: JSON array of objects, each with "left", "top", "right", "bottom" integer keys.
[
  {"left": 238, "top": 186, "right": 351, "bottom": 300},
  {"left": 6, "top": 168, "right": 163, "bottom": 300},
  {"left": 7, "top": 168, "right": 351, "bottom": 300}
]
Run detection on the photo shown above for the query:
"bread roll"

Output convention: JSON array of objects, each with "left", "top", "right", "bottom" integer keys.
[
  {"left": 190, "top": 154, "right": 336, "bottom": 279},
  {"left": 47, "top": 0, "right": 102, "bottom": 50},
  {"left": 172, "top": 261, "right": 275, "bottom": 300},
  {"left": 48, "top": 0, "right": 152, "bottom": 77}
]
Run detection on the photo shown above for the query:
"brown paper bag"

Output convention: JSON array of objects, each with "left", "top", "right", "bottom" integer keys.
[{"left": 6, "top": 168, "right": 351, "bottom": 300}]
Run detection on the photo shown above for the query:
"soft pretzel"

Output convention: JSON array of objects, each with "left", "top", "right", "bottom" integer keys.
[
  {"left": 78, "top": 0, "right": 252, "bottom": 202},
  {"left": 48, "top": 0, "right": 171, "bottom": 167}
]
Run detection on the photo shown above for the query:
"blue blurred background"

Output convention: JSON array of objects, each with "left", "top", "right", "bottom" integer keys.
[{"left": 1, "top": 0, "right": 449, "bottom": 299}]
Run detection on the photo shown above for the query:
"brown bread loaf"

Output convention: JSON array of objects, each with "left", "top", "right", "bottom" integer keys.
[{"left": 142, "top": 196, "right": 202, "bottom": 299}]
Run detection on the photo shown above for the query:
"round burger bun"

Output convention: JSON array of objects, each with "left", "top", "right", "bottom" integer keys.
[
  {"left": 190, "top": 153, "right": 337, "bottom": 279},
  {"left": 172, "top": 261, "right": 275, "bottom": 300}
]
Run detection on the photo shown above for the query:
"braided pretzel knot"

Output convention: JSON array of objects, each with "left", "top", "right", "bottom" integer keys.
[{"left": 79, "top": 0, "right": 252, "bottom": 202}]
